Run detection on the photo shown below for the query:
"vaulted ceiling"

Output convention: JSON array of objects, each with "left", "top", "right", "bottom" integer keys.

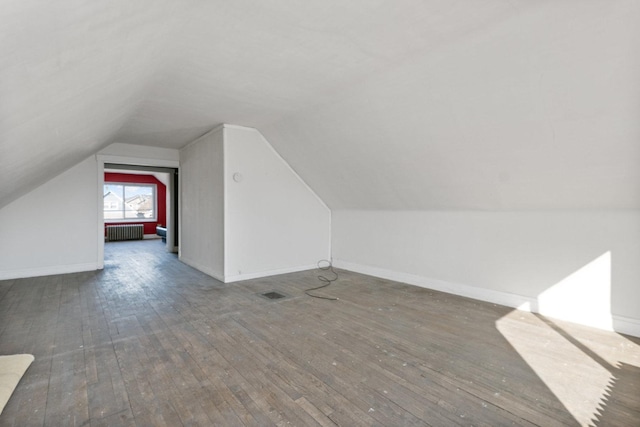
[{"left": 2, "top": 1, "right": 639, "bottom": 209}]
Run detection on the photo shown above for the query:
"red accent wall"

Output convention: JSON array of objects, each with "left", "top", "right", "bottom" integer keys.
[{"left": 104, "top": 172, "right": 167, "bottom": 236}]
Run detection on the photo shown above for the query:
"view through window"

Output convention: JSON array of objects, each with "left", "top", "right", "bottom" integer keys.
[{"left": 104, "top": 183, "right": 156, "bottom": 220}]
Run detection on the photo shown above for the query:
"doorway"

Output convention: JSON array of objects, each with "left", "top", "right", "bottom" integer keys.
[
  {"left": 104, "top": 163, "right": 179, "bottom": 251},
  {"left": 103, "top": 163, "right": 179, "bottom": 252},
  {"left": 97, "top": 155, "right": 180, "bottom": 270}
]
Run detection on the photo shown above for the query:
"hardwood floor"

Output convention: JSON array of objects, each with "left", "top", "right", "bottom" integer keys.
[{"left": 1, "top": 240, "right": 639, "bottom": 426}]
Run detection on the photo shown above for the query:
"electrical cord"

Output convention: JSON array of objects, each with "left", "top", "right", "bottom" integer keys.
[{"left": 305, "top": 259, "right": 339, "bottom": 300}]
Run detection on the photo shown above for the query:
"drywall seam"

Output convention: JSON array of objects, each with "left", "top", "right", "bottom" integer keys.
[
  {"left": 0, "top": 262, "right": 100, "bottom": 281},
  {"left": 328, "top": 210, "right": 332, "bottom": 263},
  {"left": 96, "top": 156, "right": 106, "bottom": 270},
  {"left": 222, "top": 127, "right": 229, "bottom": 278},
  {"left": 333, "top": 259, "right": 639, "bottom": 337}
]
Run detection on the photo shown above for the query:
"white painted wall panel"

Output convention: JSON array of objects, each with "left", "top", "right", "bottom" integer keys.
[
  {"left": 332, "top": 210, "right": 640, "bottom": 335},
  {"left": 179, "top": 128, "right": 225, "bottom": 280},
  {"left": 223, "top": 126, "right": 331, "bottom": 281},
  {"left": 99, "top": 143, "right": 180, "bottom": 163},
  {"left": 0, "top": 157, "right": 99, "bottom": 279}
]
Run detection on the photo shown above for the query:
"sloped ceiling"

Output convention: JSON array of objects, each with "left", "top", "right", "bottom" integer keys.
[{"left": 1, "top": 1, "right": 639, "bottom": 209}]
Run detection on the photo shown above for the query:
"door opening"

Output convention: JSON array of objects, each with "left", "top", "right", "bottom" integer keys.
[{"left": 103, "top": 163, "right": 179, "bottom": 254}]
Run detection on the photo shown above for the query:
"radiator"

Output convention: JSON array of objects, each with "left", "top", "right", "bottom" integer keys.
[{"left": 106, "top": 224, "right": 144, "bottom": 241}]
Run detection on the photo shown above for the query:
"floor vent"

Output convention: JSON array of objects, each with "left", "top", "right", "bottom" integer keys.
[{"left": 261, "top": 291, "right": 287, "bottom": 300}]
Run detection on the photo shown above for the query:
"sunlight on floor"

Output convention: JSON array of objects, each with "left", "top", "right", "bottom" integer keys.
[{"left": 496, "top": 311, "right": 640, "bottom": 426}]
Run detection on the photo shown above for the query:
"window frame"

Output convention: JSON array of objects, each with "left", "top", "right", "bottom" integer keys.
[{"left": 103, "top": 182, "right": 158, "bottom": 223}]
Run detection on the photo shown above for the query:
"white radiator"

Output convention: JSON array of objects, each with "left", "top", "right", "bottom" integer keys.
[{"left": 106, "top": 224, "right": 144, "bottom": 241}]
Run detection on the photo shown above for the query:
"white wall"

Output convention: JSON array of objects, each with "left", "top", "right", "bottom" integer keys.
[
  {"left": 0, "top": 143, "right": 180, "bottom": 281},
  {"left": 224, "top": 125, "right": 331, "bottom": 281},
  {"left": 0, "top": 157, "right": 99, "bottom": 279},
  {"left": 99, "top": 143, "right": 180, "bottom": 163},
  {"left": 179, "top": 128, "right": 225, "bottom": 281},
  {"left": 332, "top": 210, "right": 640, "bottom": 336},
  {"left": 178, "top": 125, "right": 331, "bottom": 283}
]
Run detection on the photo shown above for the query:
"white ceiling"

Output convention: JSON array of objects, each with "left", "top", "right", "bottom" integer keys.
[{"left": 2, "top": 0, "right": 639, "bottom": 210}]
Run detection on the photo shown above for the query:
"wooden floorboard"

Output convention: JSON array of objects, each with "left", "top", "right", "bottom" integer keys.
[{"left": 1, "top": 240, "right": 639, "bottom": 426}]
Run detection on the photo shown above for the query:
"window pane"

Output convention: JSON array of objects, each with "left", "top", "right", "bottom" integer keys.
[
  {"left": 104, "top": 184, "right": 125, "bottom": 220},
  {"left": 103, "top": 183, "right": 156, "bottom": 221},
  {"left": 124, "top": 185, "right": 154, "bottom": 219}
]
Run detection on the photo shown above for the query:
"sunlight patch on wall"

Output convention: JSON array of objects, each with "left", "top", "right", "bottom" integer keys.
[{"left": 536, "top": 251, "right": 612, "bottom": 330}]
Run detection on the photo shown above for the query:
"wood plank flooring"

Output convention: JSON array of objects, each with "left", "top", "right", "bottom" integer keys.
[{"left": 1, "top": 240, "right": 639, "bottom": 426}]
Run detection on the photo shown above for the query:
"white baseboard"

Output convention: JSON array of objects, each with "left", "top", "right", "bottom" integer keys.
[
  {"left": 333, "top": 259, "right": 640, "bottom": 338},
  {"left": 143, "top": 234, "right": 162, "bottom": 240},
  {"left": 178, "top": 257, "right": 317, "bottom": 284},
  {"left": 178, "top": 256, "right": 225, "bottom": 282},
  {"left": 224, "top": 264, "right": 317, "bottom": 283},
  {"left": 0, "top": 262, "right": 100, "bottom": 281},
  {"left": 612, "top": 315, "right": 640, "bottom": 338},
  {"left": 333, "top": 259, "right": 533, "bottom": 309}
]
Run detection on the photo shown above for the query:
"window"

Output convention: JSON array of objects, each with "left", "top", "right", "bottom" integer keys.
[{"left": 104, "top": 183, "right": 156, "bottom": 221}]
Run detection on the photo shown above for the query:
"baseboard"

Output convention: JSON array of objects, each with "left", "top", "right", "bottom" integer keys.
[
  {"left": 333, "top": 259, "right": 640, "bottom": 338},
  {"left": 333, "top": 259, "right": 533, "bottom": 309},
  {"left": 0, "top": 262, "right": 100, "bottom": 281},
  {"left": 178, "top": 256, "right": 225, "bottom": 282},
  {"left": 224, "top": 264, "right": 317, "bottom": 283},
  {"left": 612, "top": 315, "right": 640, "bottom": 338},
  {"left": 178, "top": 257, "right": 317, "bottom": 284},
  {"left": 143, "top": 234, "right": 161, "bottom": 240}
]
